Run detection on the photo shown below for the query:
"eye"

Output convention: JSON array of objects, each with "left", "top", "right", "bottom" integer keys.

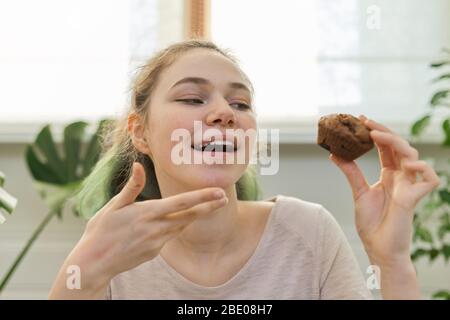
[
  {"left": 230, "top": 102, "right": 252, "bottom": 110},
  {"left": 175, "top": 98, "right": 205, "bottom": 105}
]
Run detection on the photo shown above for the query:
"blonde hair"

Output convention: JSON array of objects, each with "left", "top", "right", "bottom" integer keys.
[{"left": 77, "top": 39, "right": 261, "bottom": 219}]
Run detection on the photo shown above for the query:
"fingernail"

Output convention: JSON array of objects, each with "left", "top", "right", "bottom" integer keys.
[{"left": 214, "top": 190, "right": 225, "bottom": 199}]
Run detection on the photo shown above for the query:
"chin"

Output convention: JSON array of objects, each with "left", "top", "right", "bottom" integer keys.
[{"left": 180, "top": 164, "right": 245, "bottom": 190}]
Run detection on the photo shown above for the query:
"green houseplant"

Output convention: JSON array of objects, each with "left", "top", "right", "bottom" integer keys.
[
  {"left": 410, "top": 49, "right": 450, "bottom": 300},
  {"left": 0, "top": 172, "right": 17, "bottom": 224},
  {"left": 0, "top": 120, "right": 108, "bottom": 294}
]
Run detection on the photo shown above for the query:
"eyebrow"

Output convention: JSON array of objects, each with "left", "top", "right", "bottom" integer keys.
[{"left": 170, "top": 77, "right": 252, "bottom": 94}]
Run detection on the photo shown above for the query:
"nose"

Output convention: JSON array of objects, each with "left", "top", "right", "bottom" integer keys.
[{"left": 205, "top": 97, "right": 237, "bottom": 128}]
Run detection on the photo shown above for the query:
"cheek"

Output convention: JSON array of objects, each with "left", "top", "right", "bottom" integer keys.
[
  {"left": 158, "top": 104, "right": 199, "bottom": 130},
  {"left": 147, "top": 106, "right": 186, "bottom": 138},
  {"left": 171, "top": 118, "right": 194, "bottom": 130},
  {"left": 238, "top": 111, "right": 257, "bottom": 129},
  {"left": 146, "top": 119, "right": 192, "bottom": 162}
]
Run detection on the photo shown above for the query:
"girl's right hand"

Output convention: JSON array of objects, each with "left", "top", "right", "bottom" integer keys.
[{"left": 49, "top": 162, "right": 228, "bottom": 299}]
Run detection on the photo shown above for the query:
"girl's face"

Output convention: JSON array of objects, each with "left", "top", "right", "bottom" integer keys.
[{"left": 143, "top": 48, "right": 257, "bottom": 193}]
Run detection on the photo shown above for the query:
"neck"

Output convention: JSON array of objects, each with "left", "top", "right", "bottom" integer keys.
[
  {"left": 177, "top": 186, "right": 240, "bottom": 255},
  {"left": 155, "top": 174, "right": 242, "bottom": 259}
]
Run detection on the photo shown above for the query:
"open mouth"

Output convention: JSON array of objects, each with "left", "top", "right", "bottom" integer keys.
[{"left": 191, "top": 140, "right": 238, "bottom": 153}]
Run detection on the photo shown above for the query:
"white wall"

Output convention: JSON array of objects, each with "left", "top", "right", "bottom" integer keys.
[{"left": 0, "top": 141, "right": 449, "bottom": 299}]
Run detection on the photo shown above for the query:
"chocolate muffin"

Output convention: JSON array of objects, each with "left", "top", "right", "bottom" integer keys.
[{"left": 317, "top": 113, "right": 374, "bottom": 161}]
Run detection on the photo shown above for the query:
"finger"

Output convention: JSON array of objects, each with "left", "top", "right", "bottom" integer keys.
[
  {"left": 357, "top": 116, "right": 397, "bottom": 169},
  {"left": 369, "top": 130, "right": 419, "bottom": 161},
  {"left": 181, "top": 196, "right": 229, "bottom": 218},
  {"left": 161, "top": 197, "right": 229, "bottom": 226},
  {"left": 142, "top": 187, "right": 226, "bottom": 219},
  {"left": 329, "top": 154, "right": 370, "bottom": 201},
  {"left": 363, "top": 117, "right": 393, "bottom": 134},
  {"left": 358, "top": 114, "right": 368, "bottom": 124},
  {"left": 110, "top": 162, "right": 146, "bottom": 210},
  {"left": 403, "top": 161, "right": 441, "bottom": 198},
  {"left": 153, "top": 197, "right": 229, "bottom": 236},
  {"left": 374, "top": 141, "right": 398, "bottom": 169}
]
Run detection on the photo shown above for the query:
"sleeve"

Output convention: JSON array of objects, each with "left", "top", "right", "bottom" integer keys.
[{"left": 317, "top": 206, "right": 374, "bottom": 300}]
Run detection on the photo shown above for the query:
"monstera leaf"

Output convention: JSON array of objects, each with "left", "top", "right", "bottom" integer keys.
[
  {"left": 0, "top": 119, "right": 109, "bottom": 294},
  {"left": 25, "top": 120, "right": 108, "bottom": 218},
  {"left": 0, "top": 172, "right": 17, "bottom": 224}
]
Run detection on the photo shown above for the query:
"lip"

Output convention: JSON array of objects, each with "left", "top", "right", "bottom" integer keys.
[{"left": 191, "top": 134, "right": 239, "bottom": 152}]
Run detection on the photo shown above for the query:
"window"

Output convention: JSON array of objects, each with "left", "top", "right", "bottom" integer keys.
[
  {"left": 0, "top": 0, "right": 158, "bottom": 123},
  {"left": 211, "top": 0, "right": 450, "bottom": 129},
  {"left": 2, "top": 0, "right": 449, "bottom": 143}
]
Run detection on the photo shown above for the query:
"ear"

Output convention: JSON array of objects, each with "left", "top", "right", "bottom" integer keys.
[{"left": 128, "top": 112, "right": 151, "bottom": 155}]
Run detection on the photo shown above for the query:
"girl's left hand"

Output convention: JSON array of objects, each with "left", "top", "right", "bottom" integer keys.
[{"left": 329, "top": 115, "right": 441, "bottom": 267}]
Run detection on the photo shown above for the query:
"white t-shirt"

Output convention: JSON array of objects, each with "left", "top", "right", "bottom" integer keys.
[{"left": 105, "top": 195, "right": 373, "bottom": 299}]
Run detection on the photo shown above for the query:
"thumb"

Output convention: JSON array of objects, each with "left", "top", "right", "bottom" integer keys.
[
  {"left": 329, "top": 153, "right": 369, "bottom": 200},
  {"left": 111, "top": 162, "right": 146, "bottom": 209}
]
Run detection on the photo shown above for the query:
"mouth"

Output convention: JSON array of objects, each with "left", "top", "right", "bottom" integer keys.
[{"left": 191, "top": 139, "right": 238, "bottom": 153}]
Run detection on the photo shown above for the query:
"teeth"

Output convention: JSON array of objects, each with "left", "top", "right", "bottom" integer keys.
[
  {"left": 192, "top": 140, "right": 236, "bottom": 152},
  {"left": 207, "top": 141, "right": 233, "bottom": 147}
]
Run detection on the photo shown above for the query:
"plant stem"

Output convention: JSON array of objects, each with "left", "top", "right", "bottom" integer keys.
[{"left": 0, "top": 210, "right": 57, "bottom": 294}]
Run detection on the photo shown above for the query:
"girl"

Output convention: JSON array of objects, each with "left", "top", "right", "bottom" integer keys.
[{"left": 49, "top": 40, "right": 440, "bottom": 299}]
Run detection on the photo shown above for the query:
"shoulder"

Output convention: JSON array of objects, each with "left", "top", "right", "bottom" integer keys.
[
  {"left": 267, "top": 194, "right": 327, "bottom": 227},
  {"left": 239, "top": 195, "right": 343, "bottom": 249}
]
